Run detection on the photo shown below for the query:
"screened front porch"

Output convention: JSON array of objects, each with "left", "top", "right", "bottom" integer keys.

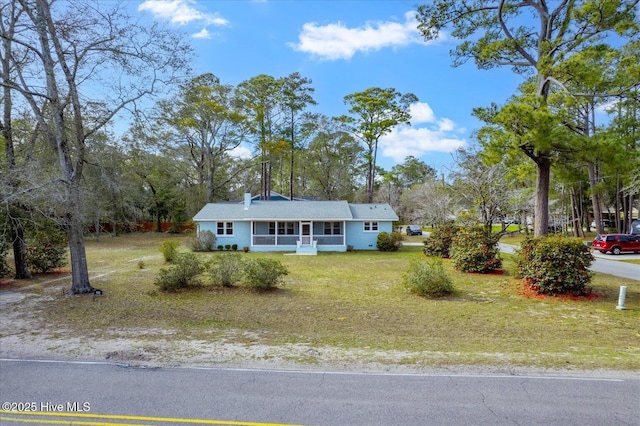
[{"left": 251, "top": 221, "right": 345, "bottom": 247}]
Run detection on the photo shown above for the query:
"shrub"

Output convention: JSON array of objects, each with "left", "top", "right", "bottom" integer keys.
[
  {"left": 224, "top": 244, "right": 231, "bottom": 250},
  {"left": 26, "top": 228, "right": 67, "bottom": 273},
  {"left": 159, "top": 240, "right": 181, "bottom": 262},
  {"left": 515, "top": 235, "right": 594, "bottom": 296},
  {"left": 231, "top": 244, "right": 238, "bottom": 251},
  {"left": 243, "top": 258, "right": 288, "bottom": 291},
  {"left": 450, "top": 226, "right": 501, "bottom": 273},
  {"left": 376, "top": 231, "right": 403, "bottom": 252},
  {"left": 154, "top": 253, "right": 204, "bottom": 292},
  {"left": 187, "top": 230, "right": 216, "bottom": 252},
  {"left": 217, "top": 245, "right": 223, "bottom": 251},
  {"left": 207, "top": 254, "right": 243, "bottom": 287},
  {"left": 242, "top": 246, "right": 250, "bottom": 253},
  {"left": 0, "top": 237, "right": 11, "bottom": 278},
  {"left": 403, "top": 258, "right": 454, "bottom": 298},
  {"left": 422, "top": 223, "right": 461, "bottom": 258}
]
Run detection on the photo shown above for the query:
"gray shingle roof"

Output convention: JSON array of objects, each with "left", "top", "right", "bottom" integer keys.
[
  {"left": 348, "top": 204, "right": 399, "bottom": 221},
  {"left": 193, "top": 200, "right": 398, "bottom": 222}
]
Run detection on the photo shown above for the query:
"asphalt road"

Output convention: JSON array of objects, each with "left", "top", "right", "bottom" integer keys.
[{"left": 1, "top": 360, "right": 638, "bottom": 425}]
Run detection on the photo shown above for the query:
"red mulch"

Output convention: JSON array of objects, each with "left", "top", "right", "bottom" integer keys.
[
  {"left": 466, "top": 269, "right": 505, "bottom": 275},
  {"left": 517, "top": 283, "right": 600, "bottom": 301}
]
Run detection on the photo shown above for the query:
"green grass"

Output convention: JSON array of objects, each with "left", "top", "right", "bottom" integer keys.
[{"left": 4, "top": 233, "right": 640, "bottom": 370}]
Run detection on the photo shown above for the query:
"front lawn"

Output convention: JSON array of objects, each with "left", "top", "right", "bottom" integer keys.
[{"left": 3, "top": 233, "right": 639, "bottom": 370}]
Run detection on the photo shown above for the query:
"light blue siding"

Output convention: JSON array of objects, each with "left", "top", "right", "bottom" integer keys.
[
  {"left": 193, "top": 198, "right": 398, "bottom": 253},
  {"left": 197, "top": 221, "right": 251, "bottom": 249},
  {"left": 199, "top": 220, "right": 392, "bottom": 251},
  {"left": 345, "top": 221, "right": 393, "bottom": 250}
]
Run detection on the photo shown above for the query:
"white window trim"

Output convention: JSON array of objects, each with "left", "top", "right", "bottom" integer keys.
[
  {"left": 363, "top": 221, "right": 379, "bottom": 232},
  {"left": 216, "top": 221, "right": 234, "bottom": 236},
  {"left": 324, "top": 221, "right": 342, "bottom": 235}
]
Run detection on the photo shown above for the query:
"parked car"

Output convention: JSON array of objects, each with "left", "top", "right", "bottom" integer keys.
[
  {"left": 405, "top": 225, "right": 423, "bottom": 236},
  {"left": 503, "top": 217, "right": 519, "bottom": 225},
  {"left": 591, "top": 233, "right": 640, "bottom": 255},
  {"left": 631, "top": 219, "right": 640, "bottom": 235},
  {"left": 527, "top": 221, "right": 563, "bottom": 233},
  {"left": 590, "top": 219, "right": 615, "bottom": 229},
  {"left": 547, "top": 221, "right": 563, "bottom": 233}
]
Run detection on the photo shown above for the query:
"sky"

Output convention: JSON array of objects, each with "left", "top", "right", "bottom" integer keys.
[{"left": 135, "top": 0, "right": 528, "bottom": 176}]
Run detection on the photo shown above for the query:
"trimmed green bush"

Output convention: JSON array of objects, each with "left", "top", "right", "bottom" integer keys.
[
  {"left": 450, "top": 226, "right": 501, "bottom": 273},
  {"left": 159, "top": 240, "right": 181, "bottom": 262},
  {"left": 26, "top": 228, "right": 67, "bottom": 273},
  {"left": 376, "top": 231, "right": 403, "bottom": 252},
  {"left": 243, "top": 258, "right": 288, "bottom": 291},
  {"left": 187, "top": 230, "right": 216, "bottom": 252},
  {"left": 422, "top": 223, "right": 461, "bottom": 258},
  {"left": 154, "top": 253, "right": 204, "bottom": 292},
  {"left": 515, "top": 235, "right": 594, "bottom": 296},
  {"left": 207, "top": 253, "right": 243, "bottom": 287},
  {"left": 403, "top": 258, "right": 454, "bottom": 298}
]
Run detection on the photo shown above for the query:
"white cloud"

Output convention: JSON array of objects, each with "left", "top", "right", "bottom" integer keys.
[
  {"left": 138, "top": 0, "right": 228, "bottom": 26},
  {"left": 379, "top": 105, "right": 467, "bottom": 162},
  {"left": 409, "top": 102, "right": 436, "bottom": 124},
  {"left": 290, "top": 11, "right": 430, "bottom": 60},
  {"left": 192, "top": 28, "right": 211, "bottom": 39},
  {"left": 437, "top": 118, "right": 455, "bottom": 132},
  {"left": 230, "top": 145, "right": 253, "bottom": 160}
]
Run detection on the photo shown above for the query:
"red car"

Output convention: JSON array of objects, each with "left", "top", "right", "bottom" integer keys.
[{"left": 592, "top": 234, "right": 640, "bottom": 255}]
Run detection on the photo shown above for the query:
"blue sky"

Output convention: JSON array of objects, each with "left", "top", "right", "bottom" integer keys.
[{"left": 136, "top": 0, "right": 527, "bottom": 175}]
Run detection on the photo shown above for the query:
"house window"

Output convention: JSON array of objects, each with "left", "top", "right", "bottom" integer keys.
[
  {"left": 268, "top": 222, "right": 276, "bottom": 235},
  {"left": 324, "top": 222, "right": 342, "bottom": 235},
  {"left": 363, "top": 222, "right": 379, "bottom": 232},
  {"left": 278, "top": 222, "right": 295, "bottom": 235},
  {"left": 217, "top": 222, "right": 233, "bottom": 235}
]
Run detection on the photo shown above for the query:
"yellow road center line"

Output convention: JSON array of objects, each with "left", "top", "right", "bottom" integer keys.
[{"left": 0, "top": 411, "right": 301, "bottom": 426}]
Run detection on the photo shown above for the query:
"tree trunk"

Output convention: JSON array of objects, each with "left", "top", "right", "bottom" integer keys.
[
  {"left": 29, "top": 0, "right": 92, "bottom": 294},
  {"left": 569, "top": 186, "right": 585, "bottom": 238},
  {"left": 367, "top": 158, "right": 374, "bottom": 203},
  {"left": 1, "top": 7, "right": 31, "bottom": 280},
  {"left": 533, "top": 155, "right": 551, "bottom": 237},
  {"left": 10, "top": 219, "right": 31, "bottom": 279},
  {"left": 587, "top": 162, "right": 603, "bottom": 234},
  {"left": 289, "top": 151, "right": 294, "bottom": 201},
  {"left": 67, "top": 184, "right": 93, "bottom": 294}
]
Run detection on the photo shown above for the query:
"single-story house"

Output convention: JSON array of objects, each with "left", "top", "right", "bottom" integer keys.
[{"left": 192, "top": 193, "right": 399, "bottom": 254}]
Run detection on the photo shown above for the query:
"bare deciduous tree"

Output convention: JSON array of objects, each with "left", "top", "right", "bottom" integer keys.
[{"left": 1, "top": 0, "right": 192, "bottom": 293}]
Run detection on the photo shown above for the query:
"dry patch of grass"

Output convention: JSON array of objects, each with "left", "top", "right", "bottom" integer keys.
[{"left": 2, "top": 233, "right": 639, "bottom": 370}]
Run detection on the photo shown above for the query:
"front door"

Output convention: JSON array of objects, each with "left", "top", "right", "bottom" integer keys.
[{"left": 301, "top": 222, "right": 311, "bottom": 245}]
